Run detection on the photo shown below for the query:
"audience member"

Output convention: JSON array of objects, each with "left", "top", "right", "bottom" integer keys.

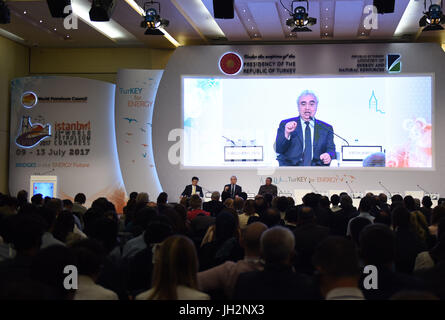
[
  {"left": 203, "top": 192, "right": 224, "bottom": 217},
  {"left": 233, "top": 226, "right": 319, "bottom": 300},
  {"left": 313, "top": 237, "right": 364, "bottom": 300},
  {"left": 198, "top": 222, "right": 267, "bottom": 299},
  {"left": 136, "top": 235, "right": 209, "bottom": 300}
]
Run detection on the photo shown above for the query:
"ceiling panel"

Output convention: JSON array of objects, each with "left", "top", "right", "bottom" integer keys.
[
  {"left": 0, "top": 0, "right": 443, "bottom": 47},
  {"left": 369, "top": 0, "right": 410, "bottom": 38},
  {"left": 201, "top": 0, "right": 250, "bottom": 41},
  {"left": 334, "top": 0, "right": 364, "bottom": 38},
  {"left": 248, "top": 1, "right": 284, "bottom": 40}
]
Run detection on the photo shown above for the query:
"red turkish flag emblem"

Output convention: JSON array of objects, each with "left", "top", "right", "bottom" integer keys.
[{"left": 219, "top": 52, "right": 243, "bottom": 75}]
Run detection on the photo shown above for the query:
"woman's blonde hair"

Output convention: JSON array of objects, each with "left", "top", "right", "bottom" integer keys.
[{"left": 148, "top": 235, "right": 198, "bottom": 300}]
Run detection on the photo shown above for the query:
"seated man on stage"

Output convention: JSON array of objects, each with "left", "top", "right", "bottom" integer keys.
[
  {"left": 181, "top": 176, "right": 204, "bottom": 198},
  {"left": 275, "top": 90, "right": 336, "bottom": 166},
  {"left": 222, "top": 176, "right": 243, "bottom": 202},
  {"left": 258, "top": 177, "right": 278, "bottom": 198}
]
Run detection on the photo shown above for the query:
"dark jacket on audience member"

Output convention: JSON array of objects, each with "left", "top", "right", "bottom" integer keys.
[
  {"left": 330, "top": 208, "right": 358, "bottom": 236},
  {"left": 199, "top": 237, "right": 244, "bottom": 272},
  {"left": 233, "top": 263, "right": 321, "bottom": 300},
  {"left": 203, "top": 200, "right": 225, "bottom": 217},
  {"left": 314, "top": 208, "right": 332, "bottom": 228},
  {"left": 394, "top": 226, "right": 426, "bottom": 274},
  {"left": 293, "top": 223, "right": 330, "bottom": 275}
]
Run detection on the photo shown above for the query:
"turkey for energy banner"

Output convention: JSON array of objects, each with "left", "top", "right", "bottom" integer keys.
[{"left": 9, "top": 76, "right": 126, "bottom": 211}]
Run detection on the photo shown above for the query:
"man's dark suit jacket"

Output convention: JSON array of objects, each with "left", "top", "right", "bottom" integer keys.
[
  {"left": 203, "top": 200, "right": 224, "bottom": 217},
  {"left": 275, "top": 116, "right": 336, "bottom": 166},
  {"left": 293, "top": 223, "right": 330, "bottom": 275},
  {"left": 258, "top": 184, "right": 278, "bottom": 198},
  {"left": 221, "top": 184, "right": 242, "bottom": 202},
  {"left": 233, "top": 264, "right": 321, "bottom": 300},
  {"left": 181, "top": 184, "right": 203, "bottom": 197}
]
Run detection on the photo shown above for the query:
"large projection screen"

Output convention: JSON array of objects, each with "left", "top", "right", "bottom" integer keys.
[{"left": 182, "top": 75, "right": 433, "bottom": 169}]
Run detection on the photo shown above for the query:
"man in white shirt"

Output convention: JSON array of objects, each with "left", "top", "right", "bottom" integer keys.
[
  {"left": 346, "top": 196, "right": 375, "bottom": 236},
  {"left": 313, "top": 236, "right": 365, "bottom": 300}
]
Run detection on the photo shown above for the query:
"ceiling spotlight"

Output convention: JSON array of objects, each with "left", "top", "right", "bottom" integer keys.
[
  {"left": 285, "top": 1, "right": 317, "bottom": 32},
  {"left": 90, "top": 0, "right": 116, "bottom": 22},
  {"left": 0, "top": 0, "right": 11, "bottom": 24},
  {"left": 419, "top": 1, "right": 445, "bottom": 31},
  {"left": 140, "top": 1, "right": 169, "bottom": 36}
]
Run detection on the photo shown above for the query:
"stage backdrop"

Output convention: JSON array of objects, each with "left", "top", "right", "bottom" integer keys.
[
  {"left": 9, "top": 76, "right": 127, "bottom": 211},
  {"left": 152, "top": 43, "right": 445, "bottom": 201}
]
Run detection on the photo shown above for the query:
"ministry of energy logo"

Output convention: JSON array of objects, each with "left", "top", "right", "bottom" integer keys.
[{"left": 387, "top": 54, "right": 401, "bottom": 73}]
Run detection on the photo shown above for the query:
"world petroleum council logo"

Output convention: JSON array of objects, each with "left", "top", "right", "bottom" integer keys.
[{"left": 219, "top": 52, "right": 243, "bottom": 75}]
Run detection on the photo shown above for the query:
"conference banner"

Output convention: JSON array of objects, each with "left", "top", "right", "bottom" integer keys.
[
  {"left": 9, "top": 76, "right": 127, "bottom": 211},
  {"left": 114, "top": 69, "right": 164, "bottom": 199}
]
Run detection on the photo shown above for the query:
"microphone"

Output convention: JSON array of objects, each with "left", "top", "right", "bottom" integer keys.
[
  {"left": 417, "top": 184, "right": 430, "bottom": 195},
  {"left": 378, "top": 181, "right": 392, "bottom": 197},
  {"left": 345, "top": 181, "right": 355, "bottom": 194},
  {"left": 308, "top": 180, "right": 318, "bottom": 193},
  {"left": 309, "top": 116, "right": 349, "bottom": 146},
  {"left": 222, "top": 136, "right": 236, "bottom": 146}
]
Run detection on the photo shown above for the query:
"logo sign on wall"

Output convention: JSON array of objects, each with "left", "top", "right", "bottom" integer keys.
[
  {"left": 387, "top": 54, "right": 402, "bottom": 73},
  {"left": 218, "top": 52, "right": 243, "bottom": 75},
  {"left": 10, "top": 77, "right": 127, "bottom": 211}
]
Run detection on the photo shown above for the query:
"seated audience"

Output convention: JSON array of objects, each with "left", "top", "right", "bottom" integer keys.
[
  {"left": 199, "top": 211, "right": 243, "bottom": 271},
  {"left": 203, "top": 192, "right": 224, "bottom": 217},
  {"left": 284, "top": 206, "right": 297, "bottom": 232},
  {"left": 187, "top": 195, "right": 210, "bottom": 221},
  {"left": 71, "top": 239, "right": 118, "bottom": 300},
  {"left": 358, "top": 224, "right": 427, "bottom": 300},
  {"left": 136, "top": 235, "right": 209, "bottom": 300},
  {"left": 233, "top": 226, "right": 320, "bottom": 300},
  {"left": 198, "top": 222, "right": 267, "bottom": 299},
  {"left": 421, "top": 196, "right": 433, "bottom": 226},
  {"left": 293, "top": 207, "right": 330, "bottom": 275},
  {"left": 238, "top": 199, "right": 259, "bottom": 229},
  {"left": 124, "top": 218, "right": 173, "bottom": 297},
  {"left": 346, "top": 196, "right": 375, "bottom": 237},
  {"left": 392, "top": 206, "right": 426, "bottom": 273},
  {"left": 330, "top": 194, "right": 357, "bottom": 236},
  {"left": 312, "top": 236, "right": 364, "bottom": 300},
  {"left": 415, "top": 218, "right": 445, "bottom": 271}
]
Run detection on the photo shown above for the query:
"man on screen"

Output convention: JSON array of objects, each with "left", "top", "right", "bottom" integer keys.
[
  {"left": 181, "top": 176, "right": 204, "bottom": 198},
  {"left": 275, "top": 90, "right": 336, "bottom": 166}
]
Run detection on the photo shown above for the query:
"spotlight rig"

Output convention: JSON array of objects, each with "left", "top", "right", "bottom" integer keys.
[
  {"left": 140, "top": 1, "right": 169, "bottom": 35},
  {"left": 419, "top": 0, "right": 445, "bottom": 31},
  {"left": 283, "top": 0, "right": 317, "bottom": 32}
]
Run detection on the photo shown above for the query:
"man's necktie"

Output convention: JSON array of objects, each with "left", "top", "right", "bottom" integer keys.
[
  {"left": 303, "top": 121, "right": 312, "bottom": 166},
  {"left": 192, "top": 185, "right": 196, "bottom": 195},
  {"left": 231, "top": 184, "right": 235, "bottom": 198}
]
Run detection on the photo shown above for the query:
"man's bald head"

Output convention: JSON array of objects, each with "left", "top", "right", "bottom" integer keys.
[
  {"left": 242, "top": 222, "right": 267, "bottom": 254},
  {"left": 261, "top": 226, "right": 295, "bottom": 264}
]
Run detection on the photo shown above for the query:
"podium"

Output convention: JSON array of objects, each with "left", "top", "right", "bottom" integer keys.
[{"left": 341, "top": 146, "right": 384, "bottom": 167}]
